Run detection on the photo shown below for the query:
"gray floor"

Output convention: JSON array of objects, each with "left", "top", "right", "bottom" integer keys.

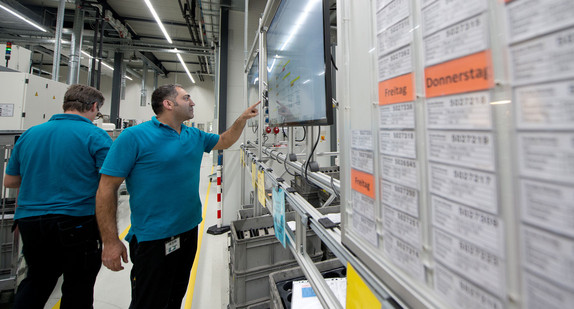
[{"left": 43, "top": 153, "right": 230, "bottom": 309}]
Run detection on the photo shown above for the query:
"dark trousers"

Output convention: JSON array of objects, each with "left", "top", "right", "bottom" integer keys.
[
  {"left": 128, "top": 226, "right": 199, "bottom": 309},
  {"left": 13, "top": 214, "right": 102, "bottom": 309}
]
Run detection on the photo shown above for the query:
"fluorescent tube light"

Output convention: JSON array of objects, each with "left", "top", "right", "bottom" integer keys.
[
  {"left": 177, "top": 52, "right": 196, "bottom": 84},
  {"left": 144, "top": 0, "right": 173, "bottom": 44},
  {"left": 0, "top": 3, "right": 47, "bottom": 32},
  {"left": 81, "top": 50, "right": 133, "bottom": 80}
]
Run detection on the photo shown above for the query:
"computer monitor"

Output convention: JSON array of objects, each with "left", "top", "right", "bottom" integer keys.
[
  {"left": 266, "top": 0, "right": 333, "bottom": 126},
  {"left": 247, "top": 53, "right": 259, "bottom": 127}
]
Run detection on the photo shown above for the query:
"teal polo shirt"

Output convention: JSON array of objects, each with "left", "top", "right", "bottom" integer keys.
[
  {"left": 100, "top": 116, "right": 219, "bottom": 242},
  {"left": 6, "top": 114, "right": 112, "bottom": 219}
]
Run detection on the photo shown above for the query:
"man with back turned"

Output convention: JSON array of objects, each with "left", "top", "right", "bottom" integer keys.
[{"left": 4, "top": 84, "right": 112, "bottom": 308}]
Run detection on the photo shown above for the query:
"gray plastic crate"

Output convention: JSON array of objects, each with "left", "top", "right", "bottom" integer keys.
[
  {"left": 229, "top": 254, "right": 324, "bottom": 309},
  {"left": 268, "top": 259, "right": 345, "bottom": 309},
  {"left": 238, "top": 207, "right": 270, "bottom": 220},
  {"left": 247, "top": 300, "right": 271, "bottom": 309},
  {"left": 230, "top": 212, "right": 322, "bottom": 273}
]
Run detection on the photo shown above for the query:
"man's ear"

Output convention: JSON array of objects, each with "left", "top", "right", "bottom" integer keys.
[
  {"left": 163, "top": 99, "right": 173, "bottom": 111},
  {"left": 91, "top": 102, "right": 98, "bottom": 112}
]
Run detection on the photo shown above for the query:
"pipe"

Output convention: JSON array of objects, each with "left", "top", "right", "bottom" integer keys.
[
  {"left": 52, "top": 0, "right": 66, "bottom": 81},
  {"left": 68, "top": 0, "right": 84, "bottom": 85}
]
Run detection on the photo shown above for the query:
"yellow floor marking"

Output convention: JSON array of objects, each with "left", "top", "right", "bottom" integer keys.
[{"left": 184, "top": 165, "right": 214, "bottom": 309}]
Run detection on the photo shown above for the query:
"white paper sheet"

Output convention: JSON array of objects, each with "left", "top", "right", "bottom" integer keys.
[
  {"left": 514, "top": 80, "right": 574, "bottom": 130},
  {"left": 380, "top": 154, "right": 419, "bottom": 189},
  {"left": 428, "top": 130, "right": 495, "bottom": 171},
  {"left": 510, "top": 27, "right": 574, "bottom": 86},
  {"left": 432, "top": 195, "right": 504, "bottom": 256},
  {"left": 426, "top": 91, "right": 492, "bottom": 130},
  {"left": 434, "top": 263, "right": 504, "bottom": 309},
  {"left": 521, "top": 226, "right": 574, "bottom": 291},
  {"left": 506, "top": 0, "right": 574, "bottom": 44},
  {"left": 520, "top": 179, "right": 574, "bottom": 238},
  {"left": 433, "top": 228, "right": 505, "bottom": 297},
  {"left": 424, "top": 13, "right": 489, "bottom": 67},
  {"left": 379, "top": 102, "right": 415, "bottom": 129},
  {"left": 429, "top": 163, "right": 498, "bottom": 214}
]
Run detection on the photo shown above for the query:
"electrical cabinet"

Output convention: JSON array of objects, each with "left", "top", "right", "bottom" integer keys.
[{"left": 0, "top": 72, "right": 68, "bottom": 130}]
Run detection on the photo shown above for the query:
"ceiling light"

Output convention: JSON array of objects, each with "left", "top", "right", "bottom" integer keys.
[
  {"left": 177, "top": 52, "right": 196, "bottom": 84},
  {"left": 0, "top": 3, "right": 47, "bottom": 32},
  {"left": 144, "top": 0, "right": 173, "bottom": 44},
  {"left": 81, "top": 50, "right": 133, "bottom": 80}
]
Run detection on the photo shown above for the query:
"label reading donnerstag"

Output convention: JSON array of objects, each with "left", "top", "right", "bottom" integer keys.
[
  {"left": 433, "top": 228, "right": 505, "bottom": 297},
  {"left": 430, "top": 163, "right": 498, "bottom": 214},
  {"left": 515, "top": 80, "right": 574, "bottom": 130},
  {"left": 376, "top": 0, "right": 410, "bottom": 33},
  {"left": 378, "top": 45, "right": 413, "bottom": 82},
  {"left": 523, "top": 271, "right": 574, "bottom": 309},
  {"left": 351, "top": 130, "right": 373, "bottom": 151},
  {"left": 422, "top": 0, "right": 488, "bottom": 37},
  {"left": 520, "top": 179, "right": 574, "bottom": 238},
  {"left": 432, "top": 195, "right": 504, "bottom": 256},
  {"left": 380, "top": 130, "right": 416, "bottom": 159},
  {"left": 378, "top": 17, "right": 412, "bottom": 55},
  {"left": 517, "top": 132, "right": 574, "bottom": 184},
  {"left": 379, "top": 102, "right": 415, "bottom": 129},
  {"left": 435, "top": 263, "right": 504, "bottom": 309},
  {"left": 381, "top": 155, "right": 418, "bottom": 189},
  {"left": 506, "top": 0, "right": 574, "bottom": 44},
  {"left": 383, "top": 205, "right": 421, "bottom": 248},
  {"left": 381, "top": 179, "right": 419, "bottom": 218},
  {"left": 510, "top": 27, "right": 574, "bottom": 86},
  {"left": 522, "top": 226, "right": 574, "bottom": 291},
  {"left": 428, "top": 131, "right": 495, "bottom": 171},
  {"left": 426, "top": 91, "right": 492, "bottom": 130},
  {"left": 351, "top": 148, "right": 374, "bottom": 174},
  {"left": 424, "top": 14, "right": 489, "bottom": 67},
  {"left": 383, "top": 232, "right": 425, "bottom": 282}
]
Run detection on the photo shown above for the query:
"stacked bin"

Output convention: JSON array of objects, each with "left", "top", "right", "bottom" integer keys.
[
  {"left": 268, "top": 259, "right": 345, "bottom": 309},
  {"left": 0, "top": 131, "right": 23, "bottom": 292},
  {"left": 228, "top": 207, "right": 340, "bottom": 309}
]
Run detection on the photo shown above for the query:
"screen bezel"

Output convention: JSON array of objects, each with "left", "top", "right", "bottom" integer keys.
[{"left": 265, "top": 0, "right": 333, "bottom": 127}]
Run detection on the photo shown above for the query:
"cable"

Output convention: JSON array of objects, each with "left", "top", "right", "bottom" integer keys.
[
  {"left": 283, "top": 154, "right": 296, "bottom": 176},
  {"left": 296, "top": 126, "right": 307, "bottom": 142},
  {"left": 304, "top": 126, "right": 321, "bottom": 183}
]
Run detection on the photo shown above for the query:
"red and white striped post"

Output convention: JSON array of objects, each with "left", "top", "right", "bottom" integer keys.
[
  {"left": 207, "top": 163, "right": 230, "bottom": 235},
  {"left": 216, "top": 165, "right": 222, "bottom": 227}
]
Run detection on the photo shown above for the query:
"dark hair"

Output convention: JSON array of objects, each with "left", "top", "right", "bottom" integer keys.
[
  {"left": 63, "top": 84, "right": 105, "bottom": 112},
  {"left": 151, "top": 84, "right": 182, "bottom": 115}
]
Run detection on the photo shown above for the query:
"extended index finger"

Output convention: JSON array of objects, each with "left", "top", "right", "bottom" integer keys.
[{"left": 250, "top": 101, "right": 261, "bottom": 109}]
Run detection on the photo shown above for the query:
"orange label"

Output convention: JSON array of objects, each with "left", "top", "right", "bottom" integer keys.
[
  {"left": 425, "top": 50, "right": 494, "bottom": 98},
  {"left": 351, "top": 169, "right": 375, "bottom": 199},
  {"left": 378, "top": 73, "right": 415, "bottom": 105}
]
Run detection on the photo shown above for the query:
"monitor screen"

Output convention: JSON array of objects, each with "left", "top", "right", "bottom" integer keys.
[
  {"left": 247, "top": 53, "right": 259, "bottom": 127},
  {"left": 266, "top": 0, "right": 333, "bottom": 126}
]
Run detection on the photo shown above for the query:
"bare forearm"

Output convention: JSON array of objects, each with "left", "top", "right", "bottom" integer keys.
[
  {"left": 96, "top": 188, "right": 120, "bottom": 243},
  {"left": 218, "top": 117, "right": 247, "bottom": 149}
]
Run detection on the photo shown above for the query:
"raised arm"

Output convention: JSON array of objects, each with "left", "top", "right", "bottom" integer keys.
[
  {"left": 213, "top": 101, "right": 260, "bottom": 150},
  {"left": 96, "top": 174, "right": 128, "bottom": 271}
]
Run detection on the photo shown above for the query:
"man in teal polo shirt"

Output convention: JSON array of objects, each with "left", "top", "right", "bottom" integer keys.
[
  {"left": 96, "top": 84, "right": 259, "bottom": 308},
  {"left": 4, "top": 84, "right": 112, "bottom": 309}
]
